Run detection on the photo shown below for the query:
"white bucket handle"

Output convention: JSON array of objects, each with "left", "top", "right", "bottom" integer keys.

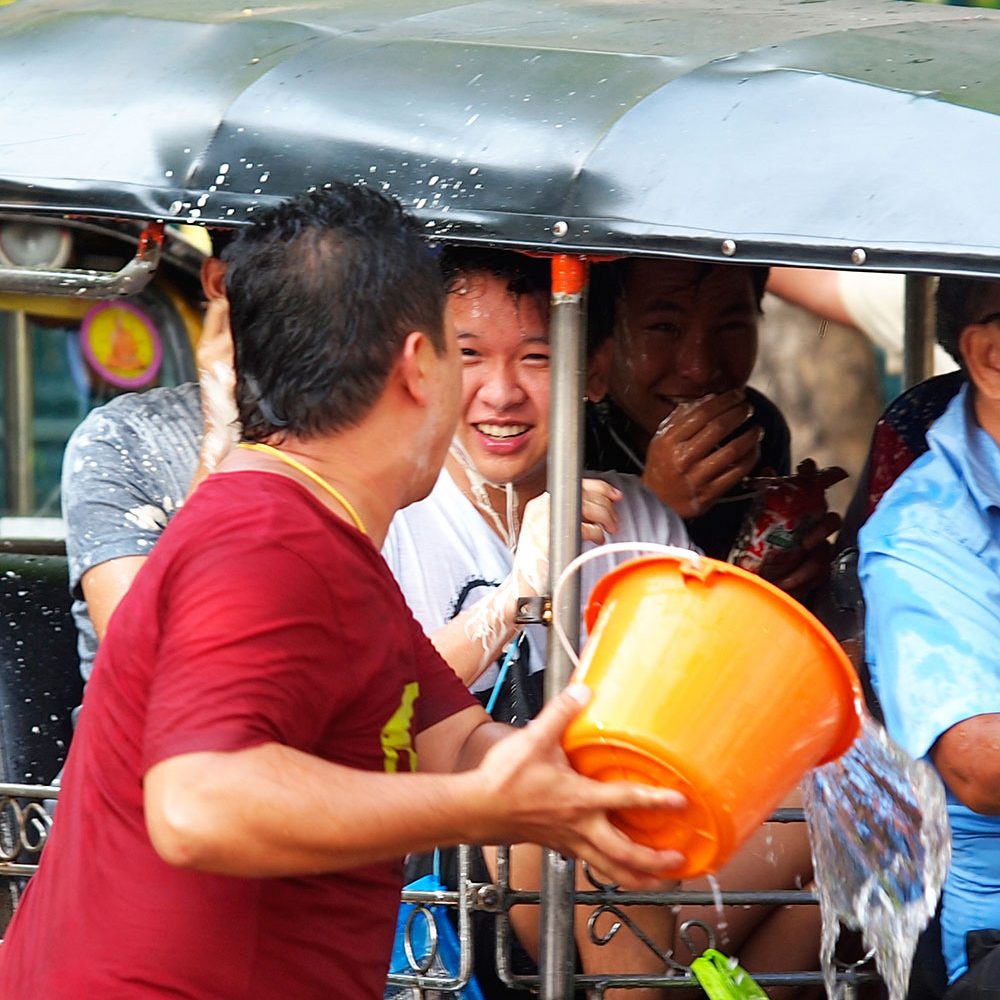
[{"left": 551, "top": 542, "right": 703, "bottom": 670}]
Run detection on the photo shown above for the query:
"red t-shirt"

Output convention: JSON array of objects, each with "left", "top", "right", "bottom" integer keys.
[{"left": 0, "top": 472, "right": 475, "bottom": 999}]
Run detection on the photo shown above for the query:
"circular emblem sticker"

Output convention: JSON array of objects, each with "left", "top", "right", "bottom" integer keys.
[{"left": 80, "top": 301, "right": 163, "bottom": 389}]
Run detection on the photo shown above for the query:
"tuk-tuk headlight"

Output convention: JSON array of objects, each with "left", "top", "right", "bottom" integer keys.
[{"left": 0, "top": 222, "right": 72, "bottom": 269}]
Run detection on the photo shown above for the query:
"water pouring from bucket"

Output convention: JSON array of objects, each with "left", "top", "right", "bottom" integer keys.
[
  {"left": 804, "top": 718, "right": 950, "bottom": 1000},
  {"left": 553, "top": 544, "right": 949, "bottom": 999},
  {"left": 553, "top": 545, "right": 865, "bottom": 880}
]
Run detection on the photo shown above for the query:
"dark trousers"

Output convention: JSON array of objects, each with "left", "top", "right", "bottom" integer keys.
[
  {"left": 909, "top": 904, "right": 948, "bottom": 1000},
  {"left": 944, "top": 931, "right": 1000, "bottom": 1000}
]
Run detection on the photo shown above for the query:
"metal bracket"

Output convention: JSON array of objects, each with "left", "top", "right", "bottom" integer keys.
[
  {"left": 514, "top": 595, "right": 551, "bottom": 626},
  {"left": 475, "top": 882, "right": 504, "bottom": 913},
  {"left": 0, "top": 220, "right": 163, "bottom": 298}
]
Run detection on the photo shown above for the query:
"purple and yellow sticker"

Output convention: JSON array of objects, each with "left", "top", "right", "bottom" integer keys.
[{"left": 80, "top": 301, "right": 163, "bottom": 389}]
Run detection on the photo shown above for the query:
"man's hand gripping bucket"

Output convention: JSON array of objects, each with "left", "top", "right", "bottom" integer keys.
[{"left": 552, "top": 544, "right": 864, "bottom": 879}]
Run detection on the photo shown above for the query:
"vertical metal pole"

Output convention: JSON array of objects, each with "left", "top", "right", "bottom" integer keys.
[
  {"left": 2, "top": 311, "right": 35, "bottom": 514},
  {"left": 540, "top": 254, "right": 587, "bottom": 1000},
  {"left": 903, "top": 274, "right": 935, "bottom": 390}
]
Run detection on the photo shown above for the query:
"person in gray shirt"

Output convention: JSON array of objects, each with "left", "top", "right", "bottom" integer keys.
[{"left": 61, "top": 260, "right": 236, "bottom": 683}]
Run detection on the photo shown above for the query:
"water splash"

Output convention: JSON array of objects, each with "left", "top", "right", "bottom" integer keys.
[
  {"left": 705, "top": 872, "right": 730, "bottom": 946},
  {"left": 804, "top": 715, "right": 950, "bottom": 1000}
]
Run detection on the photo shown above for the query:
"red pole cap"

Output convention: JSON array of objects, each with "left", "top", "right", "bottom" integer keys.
[{"left": 552, "top": 254, "right": 588, "bottom": 296}]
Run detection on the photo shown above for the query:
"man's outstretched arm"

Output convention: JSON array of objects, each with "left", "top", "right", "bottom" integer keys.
[{"left": 144, "top": 685, "right": 686, "bottom": 890}]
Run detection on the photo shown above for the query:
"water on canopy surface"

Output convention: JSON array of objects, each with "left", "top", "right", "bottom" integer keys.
[{"left": 803, "top": 715, "right": 950, "bottom": 1000}]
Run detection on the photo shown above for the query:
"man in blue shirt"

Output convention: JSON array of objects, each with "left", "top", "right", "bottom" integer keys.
[{"left": 861, "top": 275, "right": 1000, "bottom": 999}]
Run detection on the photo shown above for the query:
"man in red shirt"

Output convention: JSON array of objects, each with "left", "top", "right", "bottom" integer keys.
[{"left": 0, "top": 184, "right": 685, "bottom": 999}]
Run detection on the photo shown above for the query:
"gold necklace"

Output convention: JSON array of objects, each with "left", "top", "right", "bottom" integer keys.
[{"left": 237, "top": 442, "right": 367, "bottom": 535}]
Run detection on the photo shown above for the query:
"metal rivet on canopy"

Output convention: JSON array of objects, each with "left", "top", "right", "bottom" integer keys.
[
  {"left": 721, "top": 239, "right": 737, "bottom": 257},
  {"left": 851, "top": 248, "right": 868, "bottom": 265},
  {"left": 551, "top": 220, "right": 568, "bottom": 237}
]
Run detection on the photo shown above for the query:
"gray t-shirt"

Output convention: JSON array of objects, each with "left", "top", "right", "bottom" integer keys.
[{"left": 61, "top": 382, "right": 202, "bottom": 680}]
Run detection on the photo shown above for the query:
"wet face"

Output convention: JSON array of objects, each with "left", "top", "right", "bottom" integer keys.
[
  {"left": 447, "top": 271, "right": 550, "bottom": 495},
  {"left": 418, "top": 310, "right": 463, "bottom": 493},
  {"left": 608, "top": 259, "right": 759, "bottom": 437}
]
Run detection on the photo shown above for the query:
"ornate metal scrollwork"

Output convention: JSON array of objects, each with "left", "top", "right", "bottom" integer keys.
[
  {"left": 0, "top": 791, "right": 54, "bottom": 865},
  {"left": 0, "top": 790, "right": 881, "bottom": 996}
]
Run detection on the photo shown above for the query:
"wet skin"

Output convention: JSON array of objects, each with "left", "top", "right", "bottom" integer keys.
[
  {"left": 606, "top": 259, "right": 763, "bottom": 518},
  {"left": 609, "top": 258, "right": 759, "bottom": 441},
  {"left": 447, "top": 273, "right": 552, "bottom": 499}
]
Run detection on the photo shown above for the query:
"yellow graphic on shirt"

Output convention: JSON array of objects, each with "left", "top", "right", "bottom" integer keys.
[{"left": 381, "top": 682, "right": 419, "bottom": 773}]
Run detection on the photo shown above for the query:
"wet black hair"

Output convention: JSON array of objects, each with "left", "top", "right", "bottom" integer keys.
[
  {"left": 586, "top": 258, "right": 770, "bottom": 356},
  {"left": 438, "top": 245, "right": 551, "bottom": 297},
  {"left": 223, "top": 183, "right": 445, "bottom": 441}
]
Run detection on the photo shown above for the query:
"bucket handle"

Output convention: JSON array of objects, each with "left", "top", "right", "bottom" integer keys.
[{"left": 551, "top": 542, "right": 703, "bottom": 669}]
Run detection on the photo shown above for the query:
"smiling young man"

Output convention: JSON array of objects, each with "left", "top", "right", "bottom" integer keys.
[
  {"left": 450, "top": 263, "right": 550, "bottom": 489},
  {"left": 383, "top": 247, "right": 693, "bottom": 999},
  {"left": 585, "top": 258, "right": 842, "bottom": 604},
  {"left": 384, "top": 248, "right": 693, "bottom": 708},
  {"left": 585, "top": 258, "right": 787, "bottom": 560},
  {"left": 382, "top": 248, "right": 822, "bottom": 999},
  {"left": 581, "top": 257, "right": 827, "bottom": 993}
]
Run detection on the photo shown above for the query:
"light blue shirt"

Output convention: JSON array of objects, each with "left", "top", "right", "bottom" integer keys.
[{"left": 860, "top": 384, "right": 1000, "bottom": 985}]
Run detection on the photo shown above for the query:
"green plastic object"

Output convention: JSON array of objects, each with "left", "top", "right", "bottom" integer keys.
[{"left": 690, "top": 949, "right": 769, "bottom": 1000}]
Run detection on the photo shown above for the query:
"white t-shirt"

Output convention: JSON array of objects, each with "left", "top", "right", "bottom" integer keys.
[
  {"left": 837, "top": 271, "right": 957, "bottom": 376},
  {"left": 383, "top": 468, "right": 692, "bottom": 695}
]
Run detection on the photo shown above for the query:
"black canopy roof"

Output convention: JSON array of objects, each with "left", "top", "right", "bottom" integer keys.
[{"left": 1, "top": 0, "right": 999, "bottom": 272}]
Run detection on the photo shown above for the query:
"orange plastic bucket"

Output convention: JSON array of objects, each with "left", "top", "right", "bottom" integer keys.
[{"left": 561, "top": 552, "right": 863, "bottom": 879}]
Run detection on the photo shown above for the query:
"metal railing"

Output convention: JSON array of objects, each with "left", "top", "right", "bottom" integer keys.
[
  {"left": 1, "top": 787, "right": 878, "bottom": 996},
  {"left": 387, "top": 812, "right": 880, "bottom": 997},
  {"left": 0, "top": 783, "right": 57, "bottom": 934}
]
